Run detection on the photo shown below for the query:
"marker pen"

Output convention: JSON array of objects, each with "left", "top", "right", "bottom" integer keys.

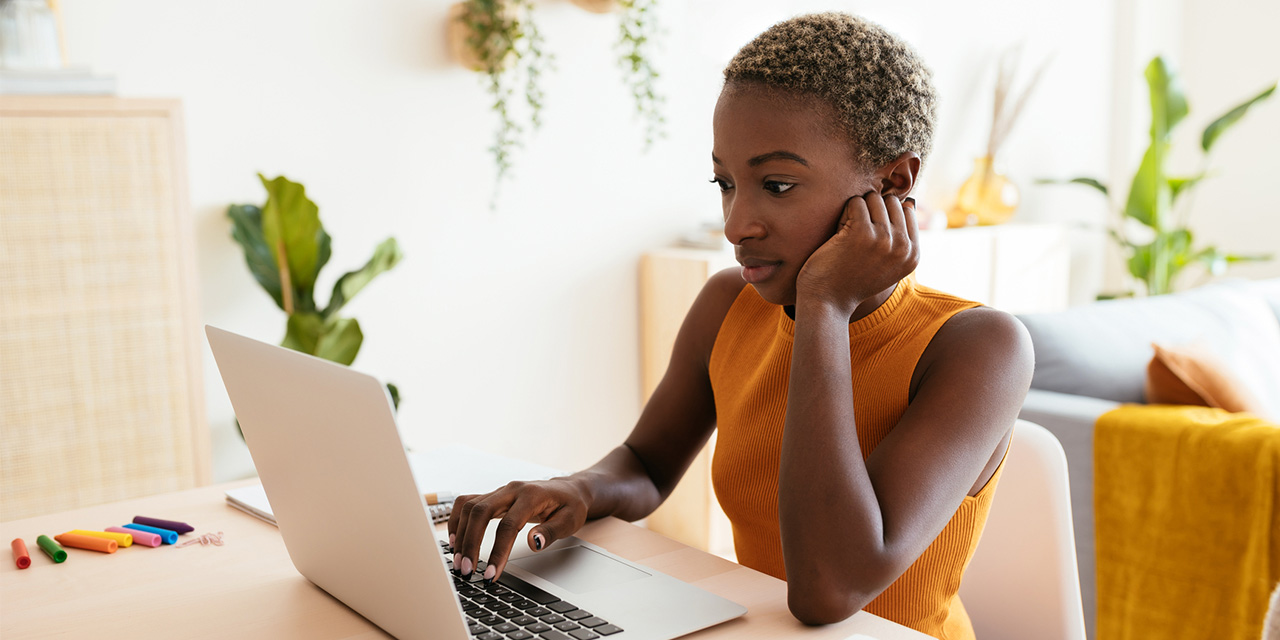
[
  {"left": 12, "top": 539, "right": 30, "bottom": 569},
  {"left": 36, "top": 535, "right": 66, "bottom": 563},
  {"left": 54, "top": 533, "right": 117, "bottom": 554},
  {"left": 68, "top": 529, "right": 132, "bottom": 548},
  {"left": 121, "top": 523, "right": 178, "bottom": 545}
]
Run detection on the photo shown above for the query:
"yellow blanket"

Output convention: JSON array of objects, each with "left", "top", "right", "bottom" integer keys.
[{"left": 1095, "top": 405, "right": 1280, "bottom": 640}]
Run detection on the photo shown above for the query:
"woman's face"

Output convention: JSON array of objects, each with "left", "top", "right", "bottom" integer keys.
[{"left": 711, "top": 84, "right": 876, "bottom": 307}]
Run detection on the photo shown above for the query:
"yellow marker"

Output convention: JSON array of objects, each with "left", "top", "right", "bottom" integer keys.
[{"left": 67, "top": 529, "right": 132, "bottom": 548}]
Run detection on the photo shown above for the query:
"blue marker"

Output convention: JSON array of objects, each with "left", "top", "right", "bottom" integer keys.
[{"left": 122, "top": 523, "right": 178, "bottom": 545}]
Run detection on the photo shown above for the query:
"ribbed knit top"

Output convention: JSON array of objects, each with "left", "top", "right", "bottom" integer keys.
[{"left": 708, "top": 276, "right": 1003, "bottom": 640}]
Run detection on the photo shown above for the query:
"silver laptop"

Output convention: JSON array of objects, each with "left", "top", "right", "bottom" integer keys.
[{"left": 206, "top": 326, "right": 746, "bottom": 640}]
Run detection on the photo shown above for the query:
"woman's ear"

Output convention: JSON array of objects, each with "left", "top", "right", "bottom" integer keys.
[{"left": 876, "top": 152, "right": 921, "bottom": 198}]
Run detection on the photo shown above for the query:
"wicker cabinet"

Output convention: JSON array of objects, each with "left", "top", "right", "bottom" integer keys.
[{"left": 0, "top": 98, "right": 208, "bottom": 520}]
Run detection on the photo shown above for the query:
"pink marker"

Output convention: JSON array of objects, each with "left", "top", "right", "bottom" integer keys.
[{"left": 107, "top": 526, "right": 161, "bottom": 548}]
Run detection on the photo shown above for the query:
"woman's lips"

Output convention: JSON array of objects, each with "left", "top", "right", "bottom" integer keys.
[{"left": 740, "top": 262, "right": 780, "bottom": 284}]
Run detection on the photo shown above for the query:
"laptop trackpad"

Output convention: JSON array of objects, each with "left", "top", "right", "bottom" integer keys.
[{"left": 509, "top": 546, "right": 650, "bottom": 594}]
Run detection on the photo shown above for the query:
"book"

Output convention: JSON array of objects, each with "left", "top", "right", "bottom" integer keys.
[{"left": 225, "top": 444, "right": 566, "bottom": 526}]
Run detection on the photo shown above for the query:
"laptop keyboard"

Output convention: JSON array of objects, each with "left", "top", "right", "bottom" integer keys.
[{"left": 439, "top": 540, "right": 624, "bottom": 640}]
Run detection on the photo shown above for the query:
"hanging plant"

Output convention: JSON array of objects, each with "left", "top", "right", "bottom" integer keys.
[
  {"left": 453, "top": 0, "right": 552, "bottom": 193},
  {"left": 615, "top": 0, "right": 665, "bottom": 150}
]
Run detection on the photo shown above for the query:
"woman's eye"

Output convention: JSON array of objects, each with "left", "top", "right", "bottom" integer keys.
[
  {"left": 708, "top": 177, "right": 732, "bottom": 193},
  {"left": 764, "top": 181, "right": 795, "bottom": 194}
]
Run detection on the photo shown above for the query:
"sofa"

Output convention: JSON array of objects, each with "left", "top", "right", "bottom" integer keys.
[{"left": 1014, "top": 277, "right": 1280, "bottom": 640}]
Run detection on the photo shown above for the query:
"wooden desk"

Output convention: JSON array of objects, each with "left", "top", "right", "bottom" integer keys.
[{"left": 0, "top": 482, "right": 928, "bottom": 639}]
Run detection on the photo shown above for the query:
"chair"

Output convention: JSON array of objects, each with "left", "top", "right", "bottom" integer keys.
[
  {"left": 959, "top": 419, "right": 1087, "bottom": 640},
  {"left": 0, "top": 97, "right": 210, "bottom": 521}
]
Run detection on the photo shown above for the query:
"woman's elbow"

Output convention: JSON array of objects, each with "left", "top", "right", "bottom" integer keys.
[{"left": 786, "top": 585, "right": 869, "bottom": 626}]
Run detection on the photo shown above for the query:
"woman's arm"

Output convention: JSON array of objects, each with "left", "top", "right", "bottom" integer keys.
[
  {"left": 448, "top": 267, "right": 745, "bottom": 582},
  {"left": 781, "top": 194, "right": 1034, "bottom": 624}
]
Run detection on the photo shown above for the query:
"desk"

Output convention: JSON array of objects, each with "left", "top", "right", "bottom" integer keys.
[{"left": 0, "top": 482, "right": 930, "bottom": 639}]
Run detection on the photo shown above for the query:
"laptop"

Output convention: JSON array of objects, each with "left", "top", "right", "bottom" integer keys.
[{"left": 206, "top": 326, "right": 747, "bottom": 640}]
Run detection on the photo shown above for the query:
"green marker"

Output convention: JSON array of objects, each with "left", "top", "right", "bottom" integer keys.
[{"left": 36, "top": 535, "right": 67, "bottom": 563}]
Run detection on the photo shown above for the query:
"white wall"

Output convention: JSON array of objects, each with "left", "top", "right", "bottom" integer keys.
[
  {"left": 60, "top": 0, "right": 1117, "bottom": 480},
  {"left": 1177, "top": 0, "right": 1280, "bottom": 284}
]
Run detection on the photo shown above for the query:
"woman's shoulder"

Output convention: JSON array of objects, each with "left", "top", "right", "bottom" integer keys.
[
  {"left": 678, "top": 267, "right": 751, "bottom": 369},
  {"left": 922, "top": 305, "right": 1035, "bottom": 382}
]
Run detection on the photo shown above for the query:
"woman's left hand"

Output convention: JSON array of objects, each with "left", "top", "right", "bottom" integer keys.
[{"left": 795, "top": 193, "right": 920, "bottom": 317}]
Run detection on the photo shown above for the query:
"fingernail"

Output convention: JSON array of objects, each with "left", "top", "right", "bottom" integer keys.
[
  {"left": 460, "top": 556, "right": 473, "bottom": 576},
  {"left": 453, "top": 553, "right": 460, "bottom": 567},
  {"left": 449, "top": 533, "right": 455, "bottom": 546},
  {"left": 534, "top": 533, "right": 545, "bottom": 551},
  {"left": 484, "top": 565, "right": 496, "bottom": 582}
]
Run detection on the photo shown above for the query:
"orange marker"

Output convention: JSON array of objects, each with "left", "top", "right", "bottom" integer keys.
[
  {"left": 12, "top": 539, "right": 31, "bottom": 569},
  {"left": 54, "top": 533, "right": 117, "bottom": 554},
  {"left": 67, "top": 529, "right": 132, "bottom": 548}
]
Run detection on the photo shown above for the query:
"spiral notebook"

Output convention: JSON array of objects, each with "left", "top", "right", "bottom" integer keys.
[{"left": 226, "top": 443, "right": 565, "bottom": 526}]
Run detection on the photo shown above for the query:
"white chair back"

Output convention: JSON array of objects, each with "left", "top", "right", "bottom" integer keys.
[{"left": 959, "top": 419, "right": 1087, "bottom": 640}]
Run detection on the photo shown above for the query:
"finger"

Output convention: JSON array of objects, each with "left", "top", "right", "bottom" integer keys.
[
  {"left": 484, "top": 495, "right": 546, "bottom": 583},
  {"left": 885, "top": 194, "right": 907, "bottom": 235},
  {"left": 446, "top": 494, "right": 481, "bottom": 547},
  {"left": 528, "top": 505, "right": 587, "bottom": 554},
  {"left": 903, "top": 197, "right": 920, "bottom": 245},
  {"left": 864, "top": 190, "right": 890, "bottom": 230},
  {"left": 884, "top": 195, "right": 915, "bottom": 265},
  {"left": 457, "top": 489, "right": 517, "bottom": 577},
  {"left": 841, "top": 195, "right": 870, "bottom": 231}
]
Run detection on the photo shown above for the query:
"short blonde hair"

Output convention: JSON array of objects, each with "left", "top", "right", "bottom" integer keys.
[{"left": 724, "top": 12, "right": 938, "bottom": 168}]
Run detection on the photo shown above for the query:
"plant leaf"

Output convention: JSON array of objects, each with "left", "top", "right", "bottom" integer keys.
[
  {"left": 1145, "top": 56, "right": 1188, "bottom": 143},
  {"left": 1201, "top": 83, "right": 1276, "bottom": 153},
  {"left": 259, "top": 174, "right": 329, "bottom": 309},
  {"left": 1036, "top": 177, "right": 1109, "bottom": 197},
  {"left": 227, "top": 204, "right": 283, "bottom": 310},
  {"left": 1164, "top": 228, "right": 1194, "bottom": 269},
  {"left": 386, "top": 382, "right": 400, "bottom": 411},
  {"left": 282, "top": 312, "right": 324, "bottom": 356},
  {"left": 315, "top": 317, "right": 363, "bottom": 366},
  {"left": 1168, "top": 174, "right": 1208, "bottom": 204},
  {"left": 1127, "top": 241, "right": 1152, "bottom": 282},
  {"left": 323, "top": 238, "right": 404, "bottom": 319},
  {"left": 1124, "top": 142, "right": 1171, "bottom": 230}
]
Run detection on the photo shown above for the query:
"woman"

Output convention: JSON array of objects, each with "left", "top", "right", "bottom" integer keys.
[{"left": 448, "top": 12, "right": 1034, "bottom": 638}]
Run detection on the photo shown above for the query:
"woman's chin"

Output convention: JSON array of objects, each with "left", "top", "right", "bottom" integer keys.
[{"left": 749, "top": 282, "right": 797, "bottom": 308}]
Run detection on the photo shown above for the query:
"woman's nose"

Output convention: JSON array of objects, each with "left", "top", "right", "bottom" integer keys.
[{"left": 723, "top": 198, "right": 765, "bottom": 245}]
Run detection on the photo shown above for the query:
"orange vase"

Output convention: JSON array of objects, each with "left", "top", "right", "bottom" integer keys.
[{"left": 948, "top": 156, "right": 1020, "bottom": 227}]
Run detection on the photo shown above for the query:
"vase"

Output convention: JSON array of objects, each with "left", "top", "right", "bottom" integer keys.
[{"left": 948, "top": 156, "right": 1020, "bottom": 227}]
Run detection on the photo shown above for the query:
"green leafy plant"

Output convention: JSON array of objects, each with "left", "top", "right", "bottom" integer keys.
[
  {"left": 227, "top": 174, "right": 404, "bottom": 408},
  {"left": 1042, "top": 56, "right": 1275, "bottom": 297},
  {"left": 459, "top": 0, "right": 552, "bottom": 193},
  {"left": 616, "top": 0, "right": 665, "bottom": 150}
]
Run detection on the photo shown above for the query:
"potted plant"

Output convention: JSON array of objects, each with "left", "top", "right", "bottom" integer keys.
[
  {"left": 1042, "top": 56, "right": 1275, "bottom": 296},
  {"left": 450, "top": 0, "right": 552, "bottom": 194},
  {"left": 227, "top": 174, "right": 404, "bottom": 408},
  {"left": 614, "top": 0, "right": 665, "bottom": 150}
]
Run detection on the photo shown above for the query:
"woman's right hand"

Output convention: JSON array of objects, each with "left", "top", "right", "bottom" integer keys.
[{"left": 446, "top": 476, "right": 593, "bottom": 583}]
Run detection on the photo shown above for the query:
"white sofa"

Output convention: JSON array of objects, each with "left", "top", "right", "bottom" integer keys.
[{"left": 1014, "top": 277, "right": 1280, "bottom": 640}]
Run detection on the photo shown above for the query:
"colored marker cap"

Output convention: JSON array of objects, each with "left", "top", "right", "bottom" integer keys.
[
  {"left": 132, "top": 516, "right": 194, "bottom": 535},
  {"left": 12, "top": 538, "right": 31, "bottom": 569},
  {"left": 107, "top": 526, "right": 161, "bottom": 547},
  {"left": 36, "top": 535, "right": 67, "bottom": 563},
  {"left": 121, "top": 523, "right": 178, "bottom": 545}
]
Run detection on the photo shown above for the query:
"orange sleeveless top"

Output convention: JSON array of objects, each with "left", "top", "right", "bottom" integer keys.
[{"left": 708, "top": 276, "right": 1004, "bottom": 640}]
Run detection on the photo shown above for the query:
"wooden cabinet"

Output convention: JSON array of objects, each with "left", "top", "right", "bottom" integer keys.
[{"left": 638, "top": 224, "right": 1070, "bottom": 555}]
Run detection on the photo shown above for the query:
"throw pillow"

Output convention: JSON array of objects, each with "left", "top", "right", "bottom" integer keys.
[{"left": 1146, "top": 342, "right": 1268, "bottom": 415}]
